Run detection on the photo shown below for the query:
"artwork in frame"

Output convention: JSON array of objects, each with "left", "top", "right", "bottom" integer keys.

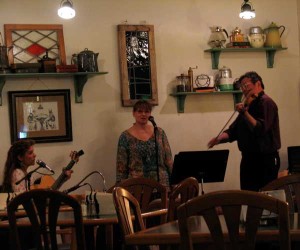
[
  {"left": 8, "top": 89, "right": 72, "bottom": 143},
  {"left": 4, "top": 24, "right": 66, "bottom": 65},
  {"left": 117, "top": 24, "right": 158, "bottom": 107}
]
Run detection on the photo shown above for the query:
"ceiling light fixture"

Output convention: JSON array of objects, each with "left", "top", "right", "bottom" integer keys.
[
  {"left": 58, "top": 0, "right": 76, "bottom": 19},
  {"left": 239, "top": 0, "right": 255, "bottom": 19}
]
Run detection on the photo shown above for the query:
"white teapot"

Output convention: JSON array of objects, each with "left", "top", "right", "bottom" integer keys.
[{"left": 247, "top": 33, "right": 266, "bottom": 48}]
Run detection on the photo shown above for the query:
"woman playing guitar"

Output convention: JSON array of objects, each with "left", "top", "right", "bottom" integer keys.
[{"left": 1, "top": 139, "right": 81, "bottom": 193}]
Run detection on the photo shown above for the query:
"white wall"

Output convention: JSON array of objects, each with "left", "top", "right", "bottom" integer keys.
[{"left": 0, "top": 0, "right": 299, "bottom": 193}]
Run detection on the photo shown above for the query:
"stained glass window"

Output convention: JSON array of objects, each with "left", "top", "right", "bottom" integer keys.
[
  {"left": 118, "top": 25, "right": 158, "bottom": 107},
  {"left": 4, "top": 24, "right": 66, "bottom": 65}
]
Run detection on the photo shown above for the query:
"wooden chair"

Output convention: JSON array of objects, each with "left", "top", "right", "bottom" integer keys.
[
  {"left": 116, "top": 177, "right": 168, "bottom": 213},
  {"left": 103, "top": 178, "right": 167, "bottom": 248},
  {"left": 261, "top": 173, "right": 300, "bottom": 213},
  {"left": 177, "top": 190, "right": 291, "bottom": 250},
  {"left": 7, "top": 189, "right": 86, "bottom": 250},
  {"left": 167, "top": 177, "right": 199, "bottom": 222},
  {"left": 112, "top": 186, "right": 151, "bottom": 250}
]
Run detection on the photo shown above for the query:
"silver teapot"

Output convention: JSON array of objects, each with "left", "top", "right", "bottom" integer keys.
[{"left": 73, "top": 48, "right": 99, "bottom": 72}]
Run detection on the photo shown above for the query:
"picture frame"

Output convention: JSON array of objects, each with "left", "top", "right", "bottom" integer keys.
[
  {"left": 8, "top": 89, "right": 72, "bottom": 143},
  {"left": 4, "top": 24, "right": 66, "bottom": 65},
  {"left": 117, "top": 24, "right": 158, "bottom": 107}
]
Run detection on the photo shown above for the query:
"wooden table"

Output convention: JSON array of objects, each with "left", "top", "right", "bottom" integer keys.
[
  {"left": 0, "top": 208, "right": 167, "bottom": 249},
  {"left": 125, "top": 213, "right": 300, "bottom": 246}
]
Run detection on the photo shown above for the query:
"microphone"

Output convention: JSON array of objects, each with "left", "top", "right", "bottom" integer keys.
[
  {"left": 36, "top": 159, "right": 55, "bottom": 174},
  {"left": 63, "top": 183, "right": 88, "bottom": 194},
  {"left": 148, "top": 116, "right": 157, "bottom": 127}
]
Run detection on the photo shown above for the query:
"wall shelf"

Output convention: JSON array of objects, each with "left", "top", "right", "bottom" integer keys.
[
  {"left": 0, "top": 71, "right": 108, "bottom": 105},
  {"left": 170, "top": 90, "right": 243, "bottom": 113},
  {"left": 204, "top": 47, "right": 287, "bottom": 69}
]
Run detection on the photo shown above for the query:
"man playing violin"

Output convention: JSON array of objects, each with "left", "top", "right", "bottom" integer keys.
[
  {"left": 1, "top": 139, "right": 76, "bottom": 193},
  {"left": 208, "top": 71, "right": 281, "bottom": 191}
]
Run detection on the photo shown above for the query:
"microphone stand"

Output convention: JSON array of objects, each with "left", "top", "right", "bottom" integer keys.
[
  {"left": 15, "top": 165, "right": 43, "bottom": 191},
  {"left": 154, "top": 126, "right": 160, "bottom": 183},
  {"left": 64, "top": 171, "right": 108, "bottom": 193}
]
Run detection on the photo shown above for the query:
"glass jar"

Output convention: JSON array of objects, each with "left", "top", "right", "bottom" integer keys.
[{"left": 176, "top": 74, "right": 190, "bottom": 92}]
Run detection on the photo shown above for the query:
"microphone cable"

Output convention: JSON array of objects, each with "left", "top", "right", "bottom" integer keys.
[{"left": 67, "top": 170, "right": 108, "bottom": 193}]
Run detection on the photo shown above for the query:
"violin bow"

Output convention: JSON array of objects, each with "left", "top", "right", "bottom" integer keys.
[{"left": 208, "top": 95, "right": 245, "bottom": 150}]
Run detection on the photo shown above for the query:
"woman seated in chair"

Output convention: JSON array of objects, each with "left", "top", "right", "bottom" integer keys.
[
  {"left": 0, "top": 139, "right": 78, "bottom": 249},
  {"left": 1, "top": 139, "right": 76, "bottom": 193}
]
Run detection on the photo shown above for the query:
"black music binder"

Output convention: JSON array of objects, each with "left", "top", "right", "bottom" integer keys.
[{"left": 170, "top": 150, "right": 229, "bottom": 185}]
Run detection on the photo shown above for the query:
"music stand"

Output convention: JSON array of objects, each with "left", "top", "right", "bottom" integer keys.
[
  {"left": 170, "top": 149, "right": 229, "bottom": 194},
  {"left": 288, "top": 146, "right": 300, "bottom": 173}
]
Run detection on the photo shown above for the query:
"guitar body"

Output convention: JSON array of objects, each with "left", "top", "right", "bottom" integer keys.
[{"left": 31, "top": 175, "right": 55, "bottom": 190}]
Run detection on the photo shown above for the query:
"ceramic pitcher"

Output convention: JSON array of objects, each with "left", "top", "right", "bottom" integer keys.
[{"left": 264, "top": 22, "right": 285, "bottom": 47}]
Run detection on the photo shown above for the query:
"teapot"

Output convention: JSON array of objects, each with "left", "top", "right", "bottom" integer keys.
[
  {"left": 264, "top": 22, "right": 285, "bottom": 47},
  {"left": 248, "top": 33, "right": 266, "bottom": 48},
  {"left": 208, "top": 26, "right": 228, "bottom": 48},
  {"left": 73, "top": 48, "right": 99, "bottom": 72},
  {"left": 248, "top": 26, "right": 265, "bottom": 48},
  {"left": 230, "top": 27, "right": 244, "bottom": 42}
]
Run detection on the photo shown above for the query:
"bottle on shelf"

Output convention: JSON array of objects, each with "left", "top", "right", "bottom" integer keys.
[{"left": 188, "top": 66, "right": 198, "bottom": 92}]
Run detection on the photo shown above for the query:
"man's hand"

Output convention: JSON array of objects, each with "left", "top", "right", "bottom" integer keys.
[{"left": 207, "top": 137, "right": 220, "bottom": 149}]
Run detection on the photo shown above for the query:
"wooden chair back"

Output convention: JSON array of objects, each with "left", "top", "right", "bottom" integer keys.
[
  {"left": 261, "top": 173, "right": 300, "bottom": 213},
  {"left": 177, "top": 190, "right": 290, "bottom": 250},
  {"left": 116, "top": 177, "right": 168, "bottom": 213},
  {"left": 167, "top": 177, "right": 199, "bottom": 222},
  {"left": 113, "top": 187, "right": 149, "bottom": 250},
  {"left": 7, "top": 189, "right": 86, "bottom": 250}
]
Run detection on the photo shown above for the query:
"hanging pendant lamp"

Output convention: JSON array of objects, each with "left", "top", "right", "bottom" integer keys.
[
  {"left": 58, "top": 0, "right": 76, "bottom": 19},
  {"left": 239, "top": 0, "right": 255, "bottom": 19}
]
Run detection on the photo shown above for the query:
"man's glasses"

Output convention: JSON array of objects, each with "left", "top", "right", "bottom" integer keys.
[{"left": 240, "top": 82, "right": 252, "bottom": 90}]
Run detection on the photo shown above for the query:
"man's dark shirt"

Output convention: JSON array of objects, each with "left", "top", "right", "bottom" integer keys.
[{"left": 225, "top": 91, "right": 281, "bottom": 154}]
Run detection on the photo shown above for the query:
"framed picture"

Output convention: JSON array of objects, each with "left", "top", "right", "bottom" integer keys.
[
  {"left": 8, "top": 89, "right": 72, "bottom": 143},
  {"left": 117, "top": 24, "right": 158, "bottom": 107},
  {"left": 4, "top": 24, "right": 66, "bottom": 65}
]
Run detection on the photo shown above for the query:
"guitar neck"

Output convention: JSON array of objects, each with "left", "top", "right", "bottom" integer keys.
[
  {"left": 50, "top": 150, "right": 84, "bottom": 190},
  {"left": 51, "top": 173, "right": 66, "bottom": 190},
  {"left": 51, "top": 160, "right": 76, "bottom": 190}
]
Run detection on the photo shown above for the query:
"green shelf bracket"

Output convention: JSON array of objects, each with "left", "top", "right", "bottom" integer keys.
[
  {"left": 232, "top": 92, "right": 243, "bottom": 107},
  {"left": 74, "top": 74, "right": 88, "bottom": 103},
  {"left": 210, "top": 50, "right": 221, "bottom": 69},
  {"left": 171, "top": 91, "right": 243, "bottom": 113},
  {"left": 0, "top": 72, "right": 108, "bottom": 106},
  {"left": 266, "top": 50, "right": 276, "bottom": 68},
  {"left": 204, "top": 47, "right": 287, "bottom": 69},
  {"left": 176, "top": 94, "right": 187, "bottom": 113}
]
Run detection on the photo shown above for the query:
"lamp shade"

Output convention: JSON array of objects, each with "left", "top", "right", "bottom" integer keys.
[
  {"left": 239, "top": 0, "right": 255, "bottom": 19},
  {"left": 58, "top": 0, "right": 76, "bottom": 19}
]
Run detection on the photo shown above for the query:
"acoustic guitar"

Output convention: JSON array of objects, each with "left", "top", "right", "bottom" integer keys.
[{"left": 32, "top": 150, "right": 84, "bottom": 190}]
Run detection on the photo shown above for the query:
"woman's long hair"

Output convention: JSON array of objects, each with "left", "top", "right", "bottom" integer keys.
[{"left": 2, "top": 139, "right": 35, "bottom": 192}]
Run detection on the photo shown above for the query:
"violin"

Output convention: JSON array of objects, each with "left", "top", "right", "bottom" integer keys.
[{"left": 243, "top": 93, "right": 258, "bottom": 107}]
